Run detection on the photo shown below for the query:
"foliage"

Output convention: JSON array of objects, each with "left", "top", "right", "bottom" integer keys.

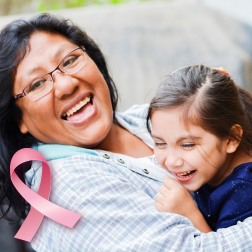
[
  {"left": 0, "top": 0, "right": 32, "bottom": 16},
  {"left": 0, "top": 0, "right": 171, "bottom": 16}
]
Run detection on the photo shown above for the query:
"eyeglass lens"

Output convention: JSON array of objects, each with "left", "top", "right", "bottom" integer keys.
[{"left": 26, "top": 48, "right": 86, "bottom": 101}]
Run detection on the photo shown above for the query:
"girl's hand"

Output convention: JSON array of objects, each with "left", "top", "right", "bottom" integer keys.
[
  {"left": 155, "top": 176, "right": 198, "bottom": 218},
  {"left": 155, "top": 176, "right": 212, "bottom": 233}
]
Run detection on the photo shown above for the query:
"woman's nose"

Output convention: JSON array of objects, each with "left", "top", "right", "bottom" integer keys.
[
  {"left": 53, "top": 71, "right": 79, "bottom": 99},
  {"left": 164, "top": 150, "right": 183, "bottom": 170}
]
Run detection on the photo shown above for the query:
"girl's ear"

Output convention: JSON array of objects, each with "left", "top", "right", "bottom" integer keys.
[{"left": 226, "top": 124, "right": 243, "bottom": 153}]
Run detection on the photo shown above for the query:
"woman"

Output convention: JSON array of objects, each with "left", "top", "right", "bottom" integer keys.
[{"left": 0, "top": 14, "right": 252, "bottom": 251}]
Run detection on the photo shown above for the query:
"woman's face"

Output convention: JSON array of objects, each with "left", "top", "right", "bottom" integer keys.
[{"left": 13, "top": 32, "right": 113, "bottom": 148}]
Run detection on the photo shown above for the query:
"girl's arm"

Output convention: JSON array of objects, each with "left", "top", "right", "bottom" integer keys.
[{"left": 155, "top": 176, "right": 212, "bottom": 233}]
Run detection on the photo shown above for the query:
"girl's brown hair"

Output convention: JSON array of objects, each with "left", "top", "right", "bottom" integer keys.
[{"left": 146, "top": 65, "right": 252, "bottom": 155}]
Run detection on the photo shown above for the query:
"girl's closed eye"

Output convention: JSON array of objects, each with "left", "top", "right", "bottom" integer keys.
[
  {"left": 155, "top": 142, "right": 166, "bottom": 147},
  {"left": 181, "top": 143, "right": 195, "bottom": 149}
]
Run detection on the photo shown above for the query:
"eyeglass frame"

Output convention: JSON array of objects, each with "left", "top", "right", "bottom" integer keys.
[{"left": 14, "top": 46, "right": 86, "bottom": 100}]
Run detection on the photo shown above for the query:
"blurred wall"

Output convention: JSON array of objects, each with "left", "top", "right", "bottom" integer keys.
[
  {"left": 55, "top": 0, "right": 252, "bottom": 111},
  {"left": 0, "top": 0, "right": 252, "bottom": 111}
]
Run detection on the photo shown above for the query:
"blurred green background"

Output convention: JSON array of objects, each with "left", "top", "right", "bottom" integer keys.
[{"left": 0, "top": 0, "right": 170, "bottom": 16}]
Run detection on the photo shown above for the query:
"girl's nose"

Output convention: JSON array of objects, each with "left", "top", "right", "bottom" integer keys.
[
  {"left": 53, "top": 71, "right": 79, "bottom": 99},
  {"left": 164, "top": 151, "right": 183, "bottom": 170}
]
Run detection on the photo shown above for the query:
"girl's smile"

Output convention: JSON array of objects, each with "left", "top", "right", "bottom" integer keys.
[
  {"left": 151, "top": 107, "right": 237, "bottom": 191},
  {"left": 173, "top": 170, "right": 197, "bottom": 182}
]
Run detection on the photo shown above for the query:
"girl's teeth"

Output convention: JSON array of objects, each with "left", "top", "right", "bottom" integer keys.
[
  {"left": 176, "top": 170, "right": 195, "bottom": 178},
  {"left": 63, "top": 96, "right": 91, "bottom": 117}
]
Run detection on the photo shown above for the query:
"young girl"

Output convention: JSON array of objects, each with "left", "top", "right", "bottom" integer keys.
[{"left": 146, "top": 65, "right": 252, "bottom": 233}]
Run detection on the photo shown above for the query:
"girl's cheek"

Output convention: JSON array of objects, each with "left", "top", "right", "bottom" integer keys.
[{"left": 154, "top": 149, "right": 165, "bottom": 168}]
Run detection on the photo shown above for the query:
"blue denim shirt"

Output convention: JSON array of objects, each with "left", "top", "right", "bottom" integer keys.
[{"left": 26, "top": 104, "right": 252, "bottom": 252}]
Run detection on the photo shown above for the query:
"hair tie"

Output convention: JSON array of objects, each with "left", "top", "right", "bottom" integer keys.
[{"left": 213, "top": 67, "right": 229, "bottom": 76}]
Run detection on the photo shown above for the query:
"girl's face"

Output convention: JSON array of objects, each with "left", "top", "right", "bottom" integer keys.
[
  {"left": 151, "top": 107, "right": 234, "bottom": 191},
  {"left": 13, "top": 32, "right": 113, "bottom": 148}
]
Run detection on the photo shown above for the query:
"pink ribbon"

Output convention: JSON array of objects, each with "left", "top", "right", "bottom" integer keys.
[{"left": 10, "top": 148, "right": 81, "bottom": 242}]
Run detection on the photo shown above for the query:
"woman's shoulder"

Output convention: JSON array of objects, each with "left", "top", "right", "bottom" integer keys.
[
  {"left": 26, "top": 152, "right": 131, "bottom": 194},
  {"left": 116, "top": 103, "right": 149, "bottom": 121},
  {"left": 115, "top": 103, "right": 149, "bottom": 131}
]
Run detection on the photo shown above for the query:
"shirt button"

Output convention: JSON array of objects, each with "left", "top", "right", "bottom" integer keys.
[
  {"left": 102, "top": 154, "right": 110, "bottom": 159},
  {"left": 142, "top": 168, "right": 149, "bottom": 174},
  {"left": 118, "top": 158, "right": 125, "bottom": 164}
]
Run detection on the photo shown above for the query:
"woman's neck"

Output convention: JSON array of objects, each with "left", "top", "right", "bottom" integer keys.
[{"left": 95, "top": 122, "right": 153, "bottom": 158}]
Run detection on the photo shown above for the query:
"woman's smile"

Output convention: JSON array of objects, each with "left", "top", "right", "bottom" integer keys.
[
  {"left": 13, "top": 32, "right": 114, "bottom": 147},
  {"left": 62, "top": 95, "right": 91, "bottom": 118},
  {"left": 62, "top": 95, "right": 97, "bottom": 126}
]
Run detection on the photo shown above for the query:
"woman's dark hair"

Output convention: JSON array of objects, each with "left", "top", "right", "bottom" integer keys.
[
  {"left": 147, "top": 65, "right": 252, "bottom": 154},
  {"left": 0, "top": 13, "right": 118, "bottom": 221}
]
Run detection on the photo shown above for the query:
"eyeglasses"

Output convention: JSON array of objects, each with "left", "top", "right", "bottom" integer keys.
[{"left": 14, "top": 46, "right": 86, "bottom": 101}]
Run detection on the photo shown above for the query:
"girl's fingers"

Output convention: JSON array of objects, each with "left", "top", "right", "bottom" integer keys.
[
  {"left": 164, "top": 175, "right": 182, "bottom": 190},
  {"left": 155, "top": 192, "right": 166, "bottom": 202},
  {"left": 159, "top": 185, "right": 171, "bottom": 197},
  {"left": 155, "top": 202, "right": 165, "bottom": 212}
]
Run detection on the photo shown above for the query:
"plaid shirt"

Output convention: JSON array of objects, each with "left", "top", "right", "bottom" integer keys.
[{"left": 26, "top": 104, "right": 252, "bottom": 252}]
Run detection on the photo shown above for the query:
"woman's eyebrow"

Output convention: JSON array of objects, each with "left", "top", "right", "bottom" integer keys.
[
  {"left": 26, "top": 47, "right": 67, "bottom": 76},
  {"left": 26, "top": 66, "right": 44, "bottom": 76}
]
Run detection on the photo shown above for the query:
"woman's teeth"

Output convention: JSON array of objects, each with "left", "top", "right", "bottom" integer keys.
[
  {"left": 63, "top": 96, "right": 91, "bottom": 117},
  {"left": 175, "top": 170, "right": 195, "bottom": 178}
]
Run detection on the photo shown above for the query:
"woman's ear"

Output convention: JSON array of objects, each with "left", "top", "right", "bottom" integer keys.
[
  {"left": 226, "top": 124, "right": 243, "bottom": 153},
  {"left": 19, "top": 119, "right": 29, "bottom": 134},
  {"left": 14, "top": 104, "right": 29, "bottom": 134}
]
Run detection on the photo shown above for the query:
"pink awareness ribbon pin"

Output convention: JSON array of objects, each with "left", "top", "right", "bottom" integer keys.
[{"left": 10, "top": 148, "right": 81, "bottom": 242}]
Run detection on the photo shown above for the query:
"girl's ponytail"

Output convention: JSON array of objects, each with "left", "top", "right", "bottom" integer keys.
[{"left": 238, "top": 86, "right": 252, "bottom": 131}]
